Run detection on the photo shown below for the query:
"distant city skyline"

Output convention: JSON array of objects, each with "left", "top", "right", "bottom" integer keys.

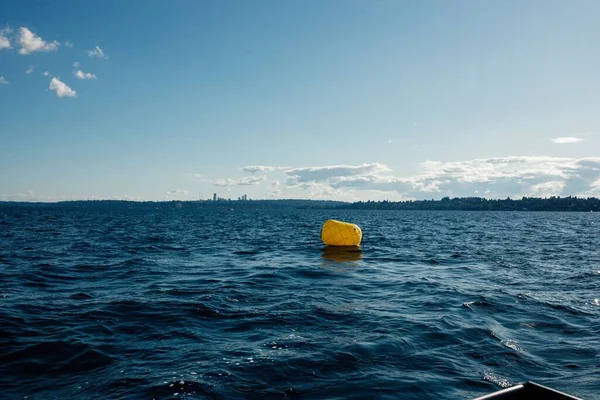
[
  {"left": 1, "top": 1, "right": 599, "bottom": 202},
  {"left": 209, "top": 192, "right": 249, "bottom": 202}
]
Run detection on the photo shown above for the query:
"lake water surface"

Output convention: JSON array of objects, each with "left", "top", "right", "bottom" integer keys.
[{"left": 1, "top": 207, "right": 598, "bottom": 399}]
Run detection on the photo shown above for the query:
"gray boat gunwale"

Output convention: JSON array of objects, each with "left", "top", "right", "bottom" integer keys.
[{"left": 472, "top": 381, "right": 582, "bottom": 400}]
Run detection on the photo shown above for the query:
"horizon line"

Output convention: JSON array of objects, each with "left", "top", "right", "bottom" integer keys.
[{"left": 1, "top": 195, "right": 599, "bottom": 204}]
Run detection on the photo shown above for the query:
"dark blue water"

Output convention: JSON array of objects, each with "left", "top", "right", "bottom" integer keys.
[{"left": 1, "top": 207, "right": 599, "bottom": 399}]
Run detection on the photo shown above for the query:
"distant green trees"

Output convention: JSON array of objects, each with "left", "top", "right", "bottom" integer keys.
[
  {"left": 339, "top": 196, "right": 600, "bottom": 211},
  {"left": 1, "top": 196, "right": 599, "bottom": 211}
]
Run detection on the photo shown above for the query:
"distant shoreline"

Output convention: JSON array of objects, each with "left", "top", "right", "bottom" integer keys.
[{"left": 1, "top": 196, "right": 599, "bottom": 212}]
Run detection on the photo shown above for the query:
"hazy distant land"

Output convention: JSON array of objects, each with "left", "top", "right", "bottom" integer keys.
[{"left": 1, "top": 196, "right": 599, "bottom": 212}]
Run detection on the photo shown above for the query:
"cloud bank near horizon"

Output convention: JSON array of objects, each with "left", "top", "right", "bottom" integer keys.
[
  {"left": 214, "top": 175, "right": 265, "bottom": 187},
  {"left": 237, "top": 157, "right": 600, "bottom": 200},
  {"left": 3, "top": 157, "right": 599, "bottom": 202}
]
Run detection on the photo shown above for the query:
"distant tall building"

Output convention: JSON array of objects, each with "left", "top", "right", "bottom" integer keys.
[{"left": 213, "top": 193, "right": 217, "bottom": 201}]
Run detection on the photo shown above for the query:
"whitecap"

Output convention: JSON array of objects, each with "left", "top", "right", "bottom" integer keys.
[{"left": 483, "top": 372, "right": 512, "bottom": 388}]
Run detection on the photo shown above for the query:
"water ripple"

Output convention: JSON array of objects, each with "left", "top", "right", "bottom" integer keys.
[{"left": 0, "top": 207, "right": 598, "bottom": 398}]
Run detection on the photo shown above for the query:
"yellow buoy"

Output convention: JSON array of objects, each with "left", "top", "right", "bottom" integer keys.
[{"left": 321, "top": 219, "right": 362, "bottom": 246}]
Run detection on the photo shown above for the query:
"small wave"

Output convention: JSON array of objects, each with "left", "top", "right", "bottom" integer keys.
[
  {"left": 0, "top": 341, "right": 113, "bottom": 376},
  {"left": 70, "top": 292, "right": 93, "bottom": 300},
  {"left": 462, "top": 299, "right": 498, "bottom": 312},
  {"left": 312, "top": 303, "right": 361, "bottom": 322},
  {"left": 234, "top": 249, "right": 261, "bottom": 255},
  {"left": 500, "top": 340, "right": 522, "bottom": 352},
  {"left": 2, "top": 207, "right": 600, "bottom": 399},
  {"left": 483, "top": 372, "right": 512, "bottom": 388},
  {"left": 22, "top": 280, "right": 53, "bottom": 288},
  {"left": 190, "top": 304, "right": 223, "bottom": 319},
  {"left": 145, "top": 379, "right": 214, "bottom": 399},
  {"left": 545, "top": 300, "right": 595, "bottom": 316},
  {"left": 143, "top": 244, "right": 187, "bottom": 252},
  {"left": 143, "top": 235, "right": 174, "bottom": 243},
  {"left": 566, "top": 270, "right": 600, "bottom": 280},
  {"left": 113, "top": 257, "right": 150, "bottom": 268},
  {"left": 163, "top": 288, "right": 207, "bottom": 297}
]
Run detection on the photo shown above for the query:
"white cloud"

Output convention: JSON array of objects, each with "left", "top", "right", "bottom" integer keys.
[
  {"left": 25, "top": 65, "right": 34, "bottom": 74},
  {"left": 416, "top": 156, "right": 572, "bottom": 183},
  {"left": 87, "top": 45, "right": 107, "bottom": 59},
  {"left": 42, "top": 71, "right": 50, "bottom": 76},
  {"left": 109, "top": 194, "right": 143, "bottom": 201},
  {"left": 285, "top": 163, "right": 391, "bottom": 184},
  {"left": 165, "top": 189, "right": 188, "bottom": 197},
  {"left": 0, "top": 76, "right": 8, "bottom": 84},
  {"left": 528, "top": 181, "right": 566, "bottom": 197},
  {"left": 214, "top": 175, "right": 265, "bottom": 186},
  {"left": 73, "top": 61, "right": 79, "bottom": 68},
  {"left": 4, "top": 190, "right": 36, "bottom": 201},
  {"left": 0, "top": 36, "right": 10, "bottom": 49},
  {"left": 74, "top": 69, "right": 96, "bottom": 80},
  {"left": 552, "top": 137, "right": 583, "bottom": 144},
  {"left": 183, "top": 173, "right": 212, "bottom": 184},
  {"left": 0, "top": 26, "right": 11, "bottom": 49},
  {"left": 296, "top": 181, "right": 341, "bottom": 199},
  {"left": 49, "top": 77, "right": 76, "bottom": 98},
  {"left": 270, "top": 157, "right": 600, "bottom": 200},
  {"left": 17, "top": 27, "right": 60, "bottom": 55},
  {"left": 386, "top": 157, "right": 600, "bottom": 198},
  {"left": 65, "top": 41, "right": 73, "bottom": 48},
  {"left": 241, "top": 165, "right": 285, "bottom": 174},
  {"left": 0, "top": 190, "right": 81, "bottom": 202},
  {"left": 266, "top": 180, "right": 283, "bottom": 198}
]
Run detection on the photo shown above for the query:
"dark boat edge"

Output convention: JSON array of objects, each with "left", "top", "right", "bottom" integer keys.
[{"left": 472, "top": 381, "right": 583, "bottom": 400}]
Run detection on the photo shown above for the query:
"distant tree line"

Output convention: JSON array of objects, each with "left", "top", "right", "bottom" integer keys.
[
  {"left": 0, "top": 199, "right": 347, "bottom": 210},
  {"left": 338, "top": 196, "right": 600, "bottom": 211},
  {"left": 1, "top": 196, "right": 599, "bottom": 211}
]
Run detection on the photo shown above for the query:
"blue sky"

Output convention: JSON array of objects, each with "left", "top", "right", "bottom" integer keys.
[{"left": 1, "top": 0, "right": 599, "bottom": 201}]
